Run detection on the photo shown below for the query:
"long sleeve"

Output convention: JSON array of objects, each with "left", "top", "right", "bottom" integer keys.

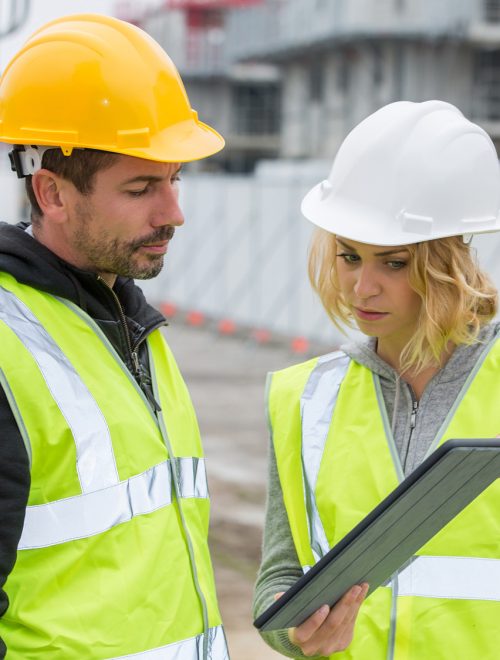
[
  {"left": 0, "top": 386, "right": 31, "bottom": 659},
  {"left": 253, "top": 439, "right": 321, "bottom": 659}
]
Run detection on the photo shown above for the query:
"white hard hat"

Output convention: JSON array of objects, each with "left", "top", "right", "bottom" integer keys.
[{"left": 301, "top": 100, "right": 500, "bottom": 245}]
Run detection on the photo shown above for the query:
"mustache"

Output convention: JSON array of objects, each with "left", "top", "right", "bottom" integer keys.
[{"left": 130, "top": 226, "right": 176, "bottom": 250}]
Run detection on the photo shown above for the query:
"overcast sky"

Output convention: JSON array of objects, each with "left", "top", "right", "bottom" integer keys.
[{"left": 0, "top": 0, "right": 161, "bottom": 69}]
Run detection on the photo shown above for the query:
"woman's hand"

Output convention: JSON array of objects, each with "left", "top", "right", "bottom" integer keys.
[{"left": 276, "top": 583, "right": 369, "bottom": 657}]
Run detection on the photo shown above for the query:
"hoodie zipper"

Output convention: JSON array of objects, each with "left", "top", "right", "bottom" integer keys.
[
  {"left": 97, "top": 276, "right": 139, "bottom": 377},
  {"left": 97, "top": 276, "right": 161, "bottom": 411},
  {"left": 410, "top": 396, "right": 418, "bottom": 432},
  {"left": 402, "top": 388, "right": 419, "bottom": 472}
]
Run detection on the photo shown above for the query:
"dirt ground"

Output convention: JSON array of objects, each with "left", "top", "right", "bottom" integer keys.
[{"left": 164, "top": 320, "right": 312, "bottom": 659}]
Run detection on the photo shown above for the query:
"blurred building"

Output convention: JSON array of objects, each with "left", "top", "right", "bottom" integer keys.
[
  {"left": 123, "top": 0, "right": 500, "bottom": 169},
  {"left": 129, "top": 0, "right": 281, "bottom": 172},
  {"left": 227, "top": 0, "right": 500, "bottom": 157}
]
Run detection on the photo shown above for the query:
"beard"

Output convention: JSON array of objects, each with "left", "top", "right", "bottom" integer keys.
[{"left": 72, "top": 202, "right": 175, "bottom": 280}]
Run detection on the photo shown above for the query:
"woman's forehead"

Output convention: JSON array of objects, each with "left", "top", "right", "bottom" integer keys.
[{"left": 336, "top": 236, "right": 410, "bottom": 254}]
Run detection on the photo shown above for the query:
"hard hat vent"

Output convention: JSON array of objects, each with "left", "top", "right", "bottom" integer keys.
[{"left": 319, "top": 179, "right": 333, "bottom": 200}]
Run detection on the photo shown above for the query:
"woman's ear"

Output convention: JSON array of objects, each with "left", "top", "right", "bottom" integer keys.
[{"left": 31, "top": 169, "right": 69, "bottom": 224}]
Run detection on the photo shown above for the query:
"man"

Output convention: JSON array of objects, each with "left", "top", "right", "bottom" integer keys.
[{"left": 0, "top": 13, "right": 228, "bottom": 659}]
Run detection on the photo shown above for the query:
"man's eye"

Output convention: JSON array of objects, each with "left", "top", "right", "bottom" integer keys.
[{"left": 127, "top": 188, "right": 148, "bottom": 197}]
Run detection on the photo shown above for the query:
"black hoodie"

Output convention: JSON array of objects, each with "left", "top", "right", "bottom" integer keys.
[{"left": 0, "top": 221, "right": 167, "bottom": 657}]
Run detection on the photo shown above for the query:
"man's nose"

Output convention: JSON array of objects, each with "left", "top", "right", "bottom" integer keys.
[{"left": 152, "top": 185, "right": 184, "bottom": 227}]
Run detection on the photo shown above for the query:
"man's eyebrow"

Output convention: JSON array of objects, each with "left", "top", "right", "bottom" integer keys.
[
  {"left": 121, "top": 175, "right": 163, "bottom": 185},
  {"left": 337, "top": 238, "right": 409, "bottom": 257},
  {"left": 121, "top": 167, "right": 183, "bottom": 186}
]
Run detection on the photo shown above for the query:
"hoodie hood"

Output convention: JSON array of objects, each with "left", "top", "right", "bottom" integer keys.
[
  {"left": 341, "top": 321, "right": 500, "bottom": 387},
  {"left": 341, "top": 336, "right": 398, "bottom": 382},
  {"left": 339, "top": 323, "right": 500, "bottom": 454},
  {"left": 0, "top": 222, "right": 166, "bottom": 359}
]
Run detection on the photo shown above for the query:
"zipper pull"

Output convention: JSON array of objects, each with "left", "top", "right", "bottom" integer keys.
[
  {"left": 132, "top": 349, "right": 162, "bottom": 412},
  {"left": 131, "top": 350, "right": 141, "bottom": 376},
  {"left": 146, "top": 389, "right": 162, "bottom": 413},
  {"left": 410, "top": 399, "right": 418, "bottom": 429}
]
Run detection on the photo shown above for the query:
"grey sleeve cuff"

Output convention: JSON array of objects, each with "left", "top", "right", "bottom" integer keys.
[
  {"left": 260, "top": 628, "right": 305, "bottom": 659},
  {"left": 259, "top": 628, "right": 325, "bottom": 659}
]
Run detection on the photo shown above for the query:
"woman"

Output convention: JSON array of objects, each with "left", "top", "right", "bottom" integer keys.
[{"left": 253, "top": 100, "right": 500, "bottom": 659}]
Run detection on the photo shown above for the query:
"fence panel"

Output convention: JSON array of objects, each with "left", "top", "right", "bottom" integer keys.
[
  {"left": 140, "top": 168, "right": 348, "bottom": 346},
  {"left": 140, "top": 167, "right": 500, "bottom": 348}
]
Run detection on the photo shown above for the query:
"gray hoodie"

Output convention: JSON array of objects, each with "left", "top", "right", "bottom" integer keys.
[{"left": 253, "top": 322, "right": 500, "bottom": 658}]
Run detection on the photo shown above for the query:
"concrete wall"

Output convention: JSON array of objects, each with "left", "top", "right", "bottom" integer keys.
[
  {"left": 226, "top": 0, "right": 479, "bottom": 60},
  {"left": 275, "top": 40, "right": 481, "bottom": 161}
]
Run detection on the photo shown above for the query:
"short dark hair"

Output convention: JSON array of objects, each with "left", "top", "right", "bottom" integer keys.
[{"left": 26, "top": 148, "right": 119, "bottom": 223}]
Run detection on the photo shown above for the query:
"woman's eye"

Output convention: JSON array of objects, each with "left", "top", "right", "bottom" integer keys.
[
  {"left": 337, "top": 252, "right": 360, "bottom": 264},
  {"left": 387, "top": 260, "right": 406, "bottom": 270}
]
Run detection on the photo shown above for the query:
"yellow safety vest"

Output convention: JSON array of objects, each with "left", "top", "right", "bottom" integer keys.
[
  {"left": 268, "top": 342, "right": 500, "bottom": 660},
  {"left": 0, "top": 272, "right": 228, "bottom": 660}
]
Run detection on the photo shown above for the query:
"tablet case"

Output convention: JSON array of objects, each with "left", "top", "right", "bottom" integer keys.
[{"left": 254, "top": 438, "right": 500, "bottom": 631}]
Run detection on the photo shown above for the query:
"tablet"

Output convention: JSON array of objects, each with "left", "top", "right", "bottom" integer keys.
[{"left": 254, "top": 438, "right": 500, "bottom": 632}]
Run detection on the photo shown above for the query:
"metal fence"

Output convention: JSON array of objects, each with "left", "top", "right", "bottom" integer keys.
[
  {"left": 140, "top": 163, "right": 500, "bottom": 350},
  {"left": 4, "top": 152, "right": 499, "bottom": 352},
  {"left": 139, "top": 163, "right": 349, "bottom": 348}
]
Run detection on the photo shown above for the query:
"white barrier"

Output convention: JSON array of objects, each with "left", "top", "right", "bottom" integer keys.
[
  {"left": 140, "top": 165, "right": 347, "bottom": 347},
  {"left": 140, "top": 164, "right": 500, "bottom": 348},
  {"left": 3, "top": 155, "right": 499, "bottom": 349}
]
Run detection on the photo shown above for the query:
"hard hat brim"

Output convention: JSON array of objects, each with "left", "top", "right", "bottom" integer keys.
[
  {"left": 301, "top": 184, "right": 410, "bottom": 246},
  {"left": 0, "top": 118, "right": 225, "bottom": 164},
  {"left": 127, "top": 119, "right": 225, "bottom": 163},
  {"left": 301, "top": 183, "right": 500, "bottom": 246}
]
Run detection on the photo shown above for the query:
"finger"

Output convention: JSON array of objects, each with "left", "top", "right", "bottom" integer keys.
[
  {"left": 273, "top": 592, "right": 285, "bottom": 601},
  {"left": 325, "top": 584, "right": 368, "bottom": 635},
  {"left": 323, "top": 585, "right": 369, "bottom": 654},
  {"left": 289, "top": 604, "right": 330, "bottom": 646},
  {"left": 291, "top": 591, "right": 355, "bottom": 654},
  {"left": 290, "top": 584, "right": 370, "bottom": 655},
  {"left": 303, "top": 584, "right": 369, "bottom": 656},
  {"left": 324, "top": 584, "right": 364, "bottom": 629}
]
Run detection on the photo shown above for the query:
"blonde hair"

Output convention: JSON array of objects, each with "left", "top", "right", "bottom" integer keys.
[{"left": 308, "top": 229, "right": 498, "bottom": 374}]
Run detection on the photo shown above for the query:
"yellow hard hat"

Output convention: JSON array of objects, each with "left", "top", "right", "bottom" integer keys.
[{"left": 0, "top": 13, "right": 224, "bottom": 162}]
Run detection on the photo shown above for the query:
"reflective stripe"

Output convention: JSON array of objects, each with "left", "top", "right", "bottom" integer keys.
[
  {"left": 397, "top": 555, "right": 500, "bottom": 601},
  {"left": 171, "top": 456, "right": 208, "bottom": 499},
  {"left": 19, "top": 457, "right": 208, "bottom": 549},
  {"left": 300, "top": 352, "right": 350, "bottom": 561},
  {"left": 109, "top": 625, "right": 229, "bottom": 660},
  {"left": 0, "top": 285, "right": 118, "bottom": 492}
]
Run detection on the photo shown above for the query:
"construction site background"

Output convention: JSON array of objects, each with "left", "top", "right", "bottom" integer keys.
[{"left": 3, "top": 1, "right": 500, "bottom": 657}]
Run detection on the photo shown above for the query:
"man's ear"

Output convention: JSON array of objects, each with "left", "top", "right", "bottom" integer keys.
[{"left": 31, "top": 169, "right": 70, "bottom": 223}]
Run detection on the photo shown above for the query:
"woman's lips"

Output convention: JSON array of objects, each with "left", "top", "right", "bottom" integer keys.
[{"left": 354, "top": 307, "right": 388, "bottom": 321}]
